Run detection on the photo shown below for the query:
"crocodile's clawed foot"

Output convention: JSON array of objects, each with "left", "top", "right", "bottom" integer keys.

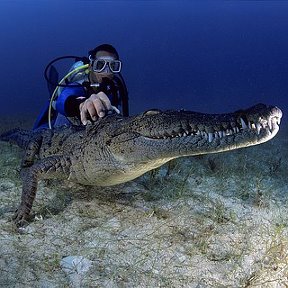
[{"left": 13, "top": 206, "right": 32, "bottom": 227}]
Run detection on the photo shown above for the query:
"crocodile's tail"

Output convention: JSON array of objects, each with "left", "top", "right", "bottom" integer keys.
[{"left": 0, "top": 128, "right": 33, "bottom": 149}]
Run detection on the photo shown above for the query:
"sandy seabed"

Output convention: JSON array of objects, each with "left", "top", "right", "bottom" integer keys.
[{"left": 0, "top": 115, "right": 287, "bottom": 287}]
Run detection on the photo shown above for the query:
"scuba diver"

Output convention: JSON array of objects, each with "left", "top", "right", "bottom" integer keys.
[{"left": 33, "top": 44, "right": 129, "bottom": 130}]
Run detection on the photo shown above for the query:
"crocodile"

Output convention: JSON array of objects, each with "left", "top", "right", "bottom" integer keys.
[{"left": 0, "top": 103, "right": 282, "bottom": 226}]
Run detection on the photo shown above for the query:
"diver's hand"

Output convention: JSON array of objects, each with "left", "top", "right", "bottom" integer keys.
[{"left": 79, "top": 92, "right": 114, "bottom": 125}]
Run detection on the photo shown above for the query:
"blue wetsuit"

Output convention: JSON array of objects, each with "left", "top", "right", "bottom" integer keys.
[{"left": 33, "top": 76, "right": 128, "bottom": 130}]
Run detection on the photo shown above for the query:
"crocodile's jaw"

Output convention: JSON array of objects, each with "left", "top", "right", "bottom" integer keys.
[
  {"left": 137, "top": 111, "right": 281, "bottom": 157},
  {"left": 104, "top": 121, "right": 280, "bottom": 186},
  {"left": 136, "top": 128, "right": 276, "bottom": 157},
  {"left": 96, "top": 104, "right": 282, "bottom": 186}
]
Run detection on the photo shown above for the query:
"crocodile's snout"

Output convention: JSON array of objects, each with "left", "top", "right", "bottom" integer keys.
[{"left": 134, "top": 104, "right": 282, "bottom": 144}]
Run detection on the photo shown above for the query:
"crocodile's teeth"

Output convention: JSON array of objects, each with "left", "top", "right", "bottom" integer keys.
[
  {"left": 256, "top": 123, "right": 261, "bottom": 135},
  {"left": 268, "top": 118, "right": 272, "bottom": 130},
  {"left": 208, "top": 133, "right": 213, "bottom": 143},
  {"left": 226, "top": 129, "right": 233, "bottom": 136},
  {"left": 240, "top": 118, "right": 247, "bottom": 129}
]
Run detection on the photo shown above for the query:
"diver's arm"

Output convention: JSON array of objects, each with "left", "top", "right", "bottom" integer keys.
[
  {"left": 55, "top": 85, "right": 86, "bottom": 117},
  {"left": 56, "top": 84, "right": 119, "bottom": 125},
  {"left": 79, "top": 92, "right": 116, "bottom": 125}
]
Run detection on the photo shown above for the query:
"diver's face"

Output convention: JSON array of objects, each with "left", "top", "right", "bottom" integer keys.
[{"left": 90, "top": 51, "right": 117, "bottom": 82}]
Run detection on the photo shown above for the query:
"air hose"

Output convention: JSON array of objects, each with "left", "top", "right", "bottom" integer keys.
[{"left": 48, "top": 64, "right": 89, "bottom": 129}]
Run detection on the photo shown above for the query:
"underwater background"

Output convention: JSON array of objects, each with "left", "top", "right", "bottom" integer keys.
[
  {"left": 1, "top": 1, "right": 288, "bottom": 287},
  {"left": 0, "top": 0, "right": 287, "bottom": 121}
]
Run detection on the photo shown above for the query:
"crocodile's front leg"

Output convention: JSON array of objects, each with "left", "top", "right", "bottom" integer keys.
[
  {"left": 14, "top": 155, "right": 72, "bottom": 226},
  {"left": 21, "top": 134, "right": 43, "bottom": 167}
]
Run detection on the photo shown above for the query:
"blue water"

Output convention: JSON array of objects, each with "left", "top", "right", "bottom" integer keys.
[{"left": 0, "top": 0, "right": 287, "bottom": 122}]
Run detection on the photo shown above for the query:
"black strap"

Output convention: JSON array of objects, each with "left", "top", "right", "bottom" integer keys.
[{"left": 114, "top": 74, "right": 129, "bottom": 116}]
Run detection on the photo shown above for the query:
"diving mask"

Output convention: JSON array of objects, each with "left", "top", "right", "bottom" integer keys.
[{"left": 91, "top": 56, "right": 122, "bottom": 73}]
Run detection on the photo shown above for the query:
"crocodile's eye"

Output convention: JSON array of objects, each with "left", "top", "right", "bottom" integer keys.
[{"left": 143, "top": 109, "right": 162, "bottom": 116}]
